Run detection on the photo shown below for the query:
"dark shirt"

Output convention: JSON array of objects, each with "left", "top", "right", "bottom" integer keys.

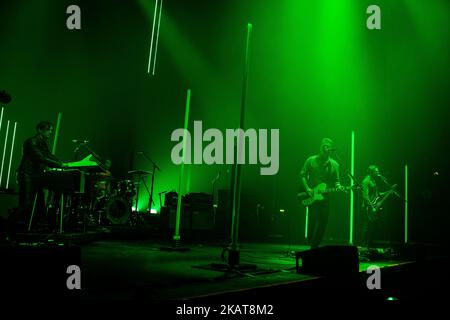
[
  {"left": 18, "top": 134, "right": 62, "bottom": 176},
  {"left": 300, "top": 155, "right": 340, "bottom": 188},
  {"left": 362, "top": 175, "right": 378, "bottom": 208}
]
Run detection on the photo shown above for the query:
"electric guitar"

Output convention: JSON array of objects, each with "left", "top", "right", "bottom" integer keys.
[
  {"left": 297, "top": 183, "right": 360, "bottom": 206},
  {"left": 367, "top": 184, "right": 398, "bottom": 222}
]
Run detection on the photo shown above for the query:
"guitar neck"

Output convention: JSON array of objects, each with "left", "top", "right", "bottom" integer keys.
[
  {"left": 377, "top": 190, "right": 393, "bottom": 206},
  {"left": 323, "top": 186, "right": 348, "bottom": 194},
  {"left": 297, "top": 185, "right": 356, "bottom": 198}
]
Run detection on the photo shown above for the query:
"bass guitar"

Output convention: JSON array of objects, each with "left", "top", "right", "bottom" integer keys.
[{"left": 367, "top": 184, "right": 398, "bottom": 222}]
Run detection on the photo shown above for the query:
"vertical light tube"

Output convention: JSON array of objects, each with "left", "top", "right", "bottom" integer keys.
[
  {"left": 349, "top": 130, "right": 355, "bottom": 245},
  {"left": 0, "top": 120, "right": 10, "bottom": 187},
  {"left": 147, "top": 0, "right": 160, "bottom": 74},
  {"left": 404, "top": 165, "right": 408, "bottom": 244},
  {"left": 52, "top": 113, "right": 62, "bottom": 154},
  {"left": 304, "top": 207, "right": 309, "bottom": 240},
  {"left": 6, "top": 121, "right": 17, "bottom": 189},
  {"left": 152, "top": 0, "right": 163, "bottom": 75},
  {"left": 174, "top": 89, "right": 191, "bottom": 242},
  {"left": 0, "top": 107, "right": 4, "bottom": 134}
]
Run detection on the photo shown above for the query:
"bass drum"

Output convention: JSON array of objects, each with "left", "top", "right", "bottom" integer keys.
[{"left": 105, "top": 196, "right": 131, "bottom": 225}]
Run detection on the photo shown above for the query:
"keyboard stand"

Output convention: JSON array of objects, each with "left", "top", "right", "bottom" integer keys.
[{"left": 28, "top": 192, "right": 65, "bottom": 234}]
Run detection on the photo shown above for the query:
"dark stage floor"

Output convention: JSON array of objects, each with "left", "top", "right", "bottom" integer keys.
[
  {"left": 2, "top": 230, "right": 448, "bottom": 306},
  {"left": 79, "top": 240, "right": 410, "bottom": 300}
]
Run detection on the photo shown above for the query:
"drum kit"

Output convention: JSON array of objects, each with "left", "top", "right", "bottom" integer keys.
[{"left": 89, "top": 170, "right": 152, "bottom": 226}]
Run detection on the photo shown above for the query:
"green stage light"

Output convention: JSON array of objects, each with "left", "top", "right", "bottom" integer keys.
[
  {"left": 6, "top": 121, "right": 17, "bottom": 189},
  {"left": 0, "top": 120, "right": 10, "bottom": 187}
]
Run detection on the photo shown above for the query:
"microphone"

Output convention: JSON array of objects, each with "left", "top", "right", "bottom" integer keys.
[
  {"left": 137, "top": 151, "right": 144, "bottom": 155},
  {"left": 72, "top": 139, "right": 89, "bottom": 144},
  {"left": 327, "top": 147, "right": 337, "bottom": 151}
]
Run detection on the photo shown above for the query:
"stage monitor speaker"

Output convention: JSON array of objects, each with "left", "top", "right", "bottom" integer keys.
[
  {"left": 160, "top": 206, "right": 188, "bottom": 231},
  {"left": 190, "top": 210, "right": 214, "bottom": 231},
  {"left": 296, "top": 245, "right": 359, "bottom": 276}
]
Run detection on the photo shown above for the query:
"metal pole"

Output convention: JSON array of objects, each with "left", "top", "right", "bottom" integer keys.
[
  {"left": 149, "top": 168, "right": 156, "bottom": 210},
  {"left": 60, "top": 194, "right": 64, "bottom": 233},
  {"left": 135, "top": 175, "right": 141, "bottom": 212},
  {"left": 173, "top": 89, "right": 191, "bottom": 243},
  {"left": 229, "top": 23, "right": 253, "bottom": 258}
]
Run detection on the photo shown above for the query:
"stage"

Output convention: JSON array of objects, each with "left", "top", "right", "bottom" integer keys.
[
  {"left": 3, "top": 233, "right": 446, "bottom": 304},
  {"left": 1, "top": 0, "right": 449, "bottom": 311}
]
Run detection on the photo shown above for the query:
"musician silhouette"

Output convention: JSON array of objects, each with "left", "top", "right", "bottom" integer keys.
[
  {"left": 300, "top": 138, "right": 343, "bottom": 249},
  {"left": 13, "top": 121, "right": 66, "bottom": 232},
  {"left": 361, "top": 165, "right": 382, "bottom": 248}
]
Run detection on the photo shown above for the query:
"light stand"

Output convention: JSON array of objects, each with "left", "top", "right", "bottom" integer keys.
[
  {"left": 160, "top": 89, "right": 191, "bottom": 252},
  {"left": 206, "top": 24, "right": 255, "bottom": 272}
]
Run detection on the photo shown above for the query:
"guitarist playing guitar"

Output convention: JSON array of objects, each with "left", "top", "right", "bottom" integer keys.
[
  {"left": 300, "top": 138, "right": 344, "bottom": 249},
  {"left": 361, "top": 165, "right": 397, "bottom": 248}
]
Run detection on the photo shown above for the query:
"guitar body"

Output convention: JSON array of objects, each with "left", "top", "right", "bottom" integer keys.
[
  {"left": 297, "top": 183, "right": 358, "bottom": 207},
  {"left": 366, "top": 185, "right": 397, "bottom": 222},
  {"left": 299, "top": 183, "right": 327, "bottom": 206},
  {"left": 367, "top": 198, "right": 384, "bottom": 222}
]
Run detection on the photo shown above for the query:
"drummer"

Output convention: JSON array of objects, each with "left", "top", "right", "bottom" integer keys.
[{"left": 94, "top": 159, "right": 112, "bottom": 198}]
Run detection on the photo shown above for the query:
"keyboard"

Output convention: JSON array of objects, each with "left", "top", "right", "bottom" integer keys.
[{"left": 65, "top": 154, "right": 106, "bottom": 172}]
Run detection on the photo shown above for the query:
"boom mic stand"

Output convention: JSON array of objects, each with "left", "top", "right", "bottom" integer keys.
[
  {"left": 347, "top": 172, "right": 362, "bottom": 190},
  {"left": 379, "top": 175, "right": 407, "bottom": 204},
  {"left": 138, "top": 151, "right": 161, "bottom": 212}
]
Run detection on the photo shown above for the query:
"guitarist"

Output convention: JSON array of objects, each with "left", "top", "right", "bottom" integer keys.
[
  {"left": 300, "top": 138, "right": 343, "bottom": 249},
  {"left": 361, "top": 165, "right": 381, "bottom": 248}
]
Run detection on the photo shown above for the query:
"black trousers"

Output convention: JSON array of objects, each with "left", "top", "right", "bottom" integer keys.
[
  {"left": 362, "top": 207, "right": 381, "bottom": 248},
  {"left": 307, "top": 199, "right": 330, "bottom": 249},
  {"left": 14, "top": 173, "right": 45, "bottom": 230}
]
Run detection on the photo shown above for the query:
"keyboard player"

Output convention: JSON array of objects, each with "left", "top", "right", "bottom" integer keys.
[{"left": 13, "top": 121, "right": 67, "bottom": 232}]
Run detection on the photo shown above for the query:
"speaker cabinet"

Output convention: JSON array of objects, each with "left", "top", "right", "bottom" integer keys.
[{"left": 296, "top": 245, "right": 359, "bottom": 276}]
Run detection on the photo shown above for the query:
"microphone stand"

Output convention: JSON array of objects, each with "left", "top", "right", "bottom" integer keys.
[
  {"left": 347, "top": 172, "right": 363, "bottom": 190},
  {"left": 379, "top": 175, "right": 407, "bottom": 204},
  {"left": 139, "top": 152, "right": 161, "bottom": 212},
  {"left": 73, "top": 142, "right": 107, "bottom": 171},
  {"left": 158, "top": 191, "right": 168, "bottom": 210},
  {"left": 211, "top": 172, "right": 220, "bottom": 226},
  {"left": 73, "top": 142, "right": 87, "bottom": 161}
]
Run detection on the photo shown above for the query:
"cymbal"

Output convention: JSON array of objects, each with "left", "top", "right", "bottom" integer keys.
[{"left": 128, "top": 170, "right": 152, "bottom": 175}]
